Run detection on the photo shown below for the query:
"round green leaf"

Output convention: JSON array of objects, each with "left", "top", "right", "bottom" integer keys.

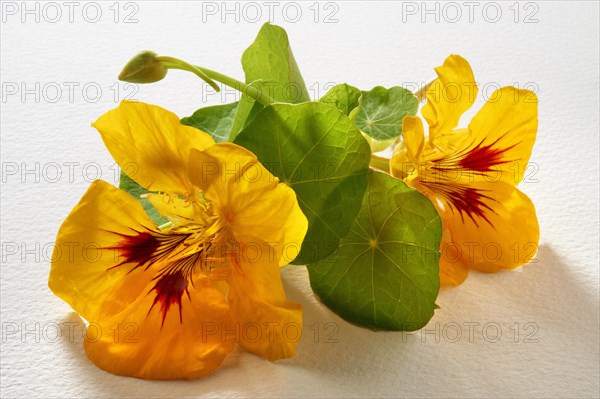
[
  {"left": 234, "top": 102, "right": 371, "bottom": 264},
  {"left": 355, "top": 86, "right": 419, "bottom": 141},
  {"left": 307, "top": 170, "right": 441, "bottom": 330}
]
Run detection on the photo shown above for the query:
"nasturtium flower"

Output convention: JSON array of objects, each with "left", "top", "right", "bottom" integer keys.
[
  {"left": 48, "top": 102, "right": 308, "bottom": 379},
  {"left": 391, "top": 55, "right": 539, "bottom": 286}
]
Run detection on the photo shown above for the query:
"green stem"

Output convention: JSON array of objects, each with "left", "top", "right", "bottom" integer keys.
[
  {"left": 193, "top": 65, "right": 275, "bottom": 106},
  {"left": 370, "top": 154, "right": 391, "bottom": 173},
  {"left": 156, "top": 56, "right": 274, "bottom": 106},
  {"left": 156, "top": 56, "right": 220, "bottom": 92}
]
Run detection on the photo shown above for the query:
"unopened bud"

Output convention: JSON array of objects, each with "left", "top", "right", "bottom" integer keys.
[{"left": 118, "top": 51, "right": 167, "bottom": 83}]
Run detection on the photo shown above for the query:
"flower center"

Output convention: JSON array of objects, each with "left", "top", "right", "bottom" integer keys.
[{"left": 104, "top": 195, "right": 236, "bottom": 325}]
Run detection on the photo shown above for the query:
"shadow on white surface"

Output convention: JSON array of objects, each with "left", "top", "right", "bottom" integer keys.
[
  {"left": 45, "top": 244, "right": 598, "bottom": 398},
  {"left": 437, "top": 244, "right": 599, "bottom": 324}
]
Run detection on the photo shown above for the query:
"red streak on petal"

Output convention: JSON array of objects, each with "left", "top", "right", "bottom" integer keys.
[
  {"left": 106, "top": 230, "right": 161, "bottom": 271},
  {"left": 432, "top": 134, "right": 519, "bottom": 175},
  {"left": 149, "top": 270, "right": 190, "bottom": 327},
  {"left": 103, "top": 228, "right": 190, "bottom": 272},
  {"left": 457, "top": 136, "right": 519, "bottom": 173},
  {"left": 101, "top": 228, "right": 199, "bottom": 325},
  {"left": 422, "top": 181, "right": 497, "bottom": 227}
]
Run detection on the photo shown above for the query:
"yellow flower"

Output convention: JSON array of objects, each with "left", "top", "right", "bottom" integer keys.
[
  {"left": 48, "top": 102, "right": 308, "bottom": 379},
  {"left": 391, "top": 55, "right": 539, "bottom": 286}
]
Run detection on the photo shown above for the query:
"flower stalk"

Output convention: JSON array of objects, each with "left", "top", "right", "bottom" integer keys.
[
  {"left": 119, "top": 51, "right": 275, "bottom": 106},
  {"left": 369, "top": 154, "right": 391, "bottom": 172}
]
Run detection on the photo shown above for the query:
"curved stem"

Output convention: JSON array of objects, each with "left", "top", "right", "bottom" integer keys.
[
  {"left": 156, "top": 56, "right": 220, "bottom": 92},
  {"left": 157, "top": 56, "right": 275, "bottom": 106},
  {"left": 193, "top": 65, "right": 275, "bottom": 106}
]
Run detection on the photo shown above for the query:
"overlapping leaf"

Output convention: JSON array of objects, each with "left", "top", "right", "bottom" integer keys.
[
  {"left": 229, "top": 80, "right": 267, "bottom": 141},
  {"left": 354, "top": 86, "right": 419, "bottom": 140},
  {"left": 307, "top": 170, "right": 441, "bottom": 330},
  {"left": 241, "top": 23, "right": 310, "bottom": 104},
  {"left": 319, "top": 84, "right": 361, "bottom": 117},
  {"left": 181, "top": 102, "right": 238, "bottom": 143},
  {"left": 234, "top": 102, "right": 371, "bottom": 264}
]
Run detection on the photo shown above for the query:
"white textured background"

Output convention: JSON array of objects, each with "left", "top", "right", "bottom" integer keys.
[{"left": 1, "top": 1, "right": 599, "bottom": 398}]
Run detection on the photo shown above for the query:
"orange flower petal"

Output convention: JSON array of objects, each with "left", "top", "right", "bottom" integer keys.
[
  {"left": 226, "top": 241, "right": 302, "bottom": 361},
  {"left": 84, "top": 282, "right": 235, "bottom": 380},
  {"left": 439, "top": 257, "right": 469, "bottom": 286}
]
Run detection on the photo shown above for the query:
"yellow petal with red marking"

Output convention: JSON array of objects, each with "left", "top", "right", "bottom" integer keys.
[
  {"left": 51, "top": 101, "right": 311, "bottom": 379},
  {"left": 431, "top": 181, "right": 539, "bottom": 272},
  {"left": 84, "top": 282, "right": 235, "bottom": 380},
  {"left": 392, "top": 56, "right": 539, "bottom": 285},
  {"left": 49, "top": 180, "right": 159, "bottom": 322},
  {"left": 466, "top": 87, "right": 538, "bottom": 184}
]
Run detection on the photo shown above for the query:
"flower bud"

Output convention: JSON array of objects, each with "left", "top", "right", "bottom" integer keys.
[{"left": 118, "top": 51, "right": 167, "bottom": 83}]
